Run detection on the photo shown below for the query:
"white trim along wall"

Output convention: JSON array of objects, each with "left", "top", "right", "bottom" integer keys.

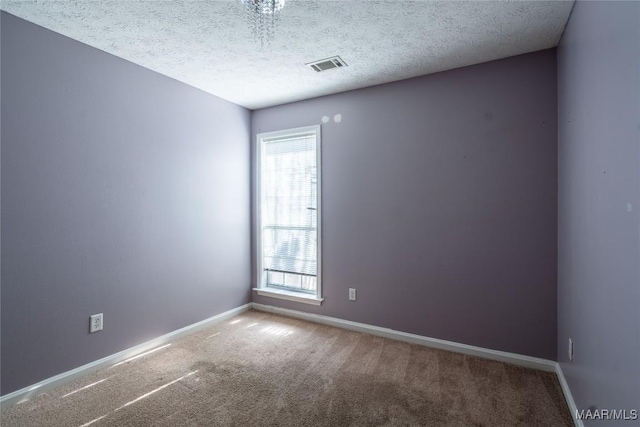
[
  {"left": 0, "top": 304, "right": 251, "bottom": 407},
  {"left": 1, "top": 302, "right": 581, "bottom": 427}
]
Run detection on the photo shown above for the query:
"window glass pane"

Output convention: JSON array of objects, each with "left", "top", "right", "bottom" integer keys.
[{"left": 262, "top": 132, "right": 317, "bottom": 292}]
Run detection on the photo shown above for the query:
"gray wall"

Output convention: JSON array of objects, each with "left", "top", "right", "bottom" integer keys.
[
  {"left": 252, "top": 50, "right": 559, "bottom": 360},
  {"left": 557, "top": 1, "right": 640, "bottom": 424},
  {"left": 1, "top": 12, "right": 251, "bottom": 395}
]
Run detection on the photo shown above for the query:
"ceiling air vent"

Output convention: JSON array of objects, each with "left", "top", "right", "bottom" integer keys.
[{"left": 306, "top": 56, "right": 347, "bottom": 72}]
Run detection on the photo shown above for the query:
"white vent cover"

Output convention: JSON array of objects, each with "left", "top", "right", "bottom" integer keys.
[{"left": 306, "top": 56, "right": 347, "bottom": 72}]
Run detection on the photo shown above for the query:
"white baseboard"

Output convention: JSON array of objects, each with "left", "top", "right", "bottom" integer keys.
[
  {"left": 251, "top": 303, "right": 558, "bottom": 372},
  {"left": 0, "top": 303, "right": 251, "bottom": 407},
  {"left": 1, "top": 300, "right": 580, "bottom": 427},
  {"left": 556, "top": 364, "right": 583, "bottom": 427},
  {"left": 252, "top": 303, "right": 585, "bottom": 425}
]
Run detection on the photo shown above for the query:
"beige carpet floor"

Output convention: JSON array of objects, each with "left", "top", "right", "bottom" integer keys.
[{"left": 1, "top": 309, "right": 573, "bottom": 426}]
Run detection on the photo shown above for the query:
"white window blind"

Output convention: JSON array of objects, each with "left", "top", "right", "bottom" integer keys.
[{"left": 261, "top": 131, "right": 318, "bottom": 293}]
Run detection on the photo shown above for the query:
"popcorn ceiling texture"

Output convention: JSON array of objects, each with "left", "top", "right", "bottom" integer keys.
[{"left": 1, "top": 1, "right": 573, "bottom": 109}]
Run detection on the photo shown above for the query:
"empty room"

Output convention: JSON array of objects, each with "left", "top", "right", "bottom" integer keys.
[{"left": 1, "top": 0, "right": 638, "bottom": 426}]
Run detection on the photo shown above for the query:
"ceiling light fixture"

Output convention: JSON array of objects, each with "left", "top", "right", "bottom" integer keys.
[{"left": 241, "top": 0, "right": 286, "bottom": 46}]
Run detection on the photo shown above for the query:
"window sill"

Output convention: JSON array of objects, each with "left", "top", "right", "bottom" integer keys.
[{"left": 253, "top": 287, "right": 324, "bottom": 306}]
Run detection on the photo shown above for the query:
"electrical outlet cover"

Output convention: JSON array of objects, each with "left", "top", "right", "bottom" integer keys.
[
  {"left": 349, "top": 288, "right": 356, "bottom": 301},
  {"left": 90, "top": 313, "right": 103, "bottom": 333}
]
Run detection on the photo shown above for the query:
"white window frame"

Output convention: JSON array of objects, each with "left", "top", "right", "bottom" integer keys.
[{"left": 253, "top": 125, "right": 323, "bottom": 306}]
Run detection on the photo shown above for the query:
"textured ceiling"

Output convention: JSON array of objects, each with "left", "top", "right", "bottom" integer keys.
[{"left": 1, "top": 1, "right": 574, "bottom": 109}]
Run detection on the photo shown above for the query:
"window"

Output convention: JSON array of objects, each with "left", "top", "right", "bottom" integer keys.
[{"left": 254, "top": 125, "right": 323, "bottom": 305}]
